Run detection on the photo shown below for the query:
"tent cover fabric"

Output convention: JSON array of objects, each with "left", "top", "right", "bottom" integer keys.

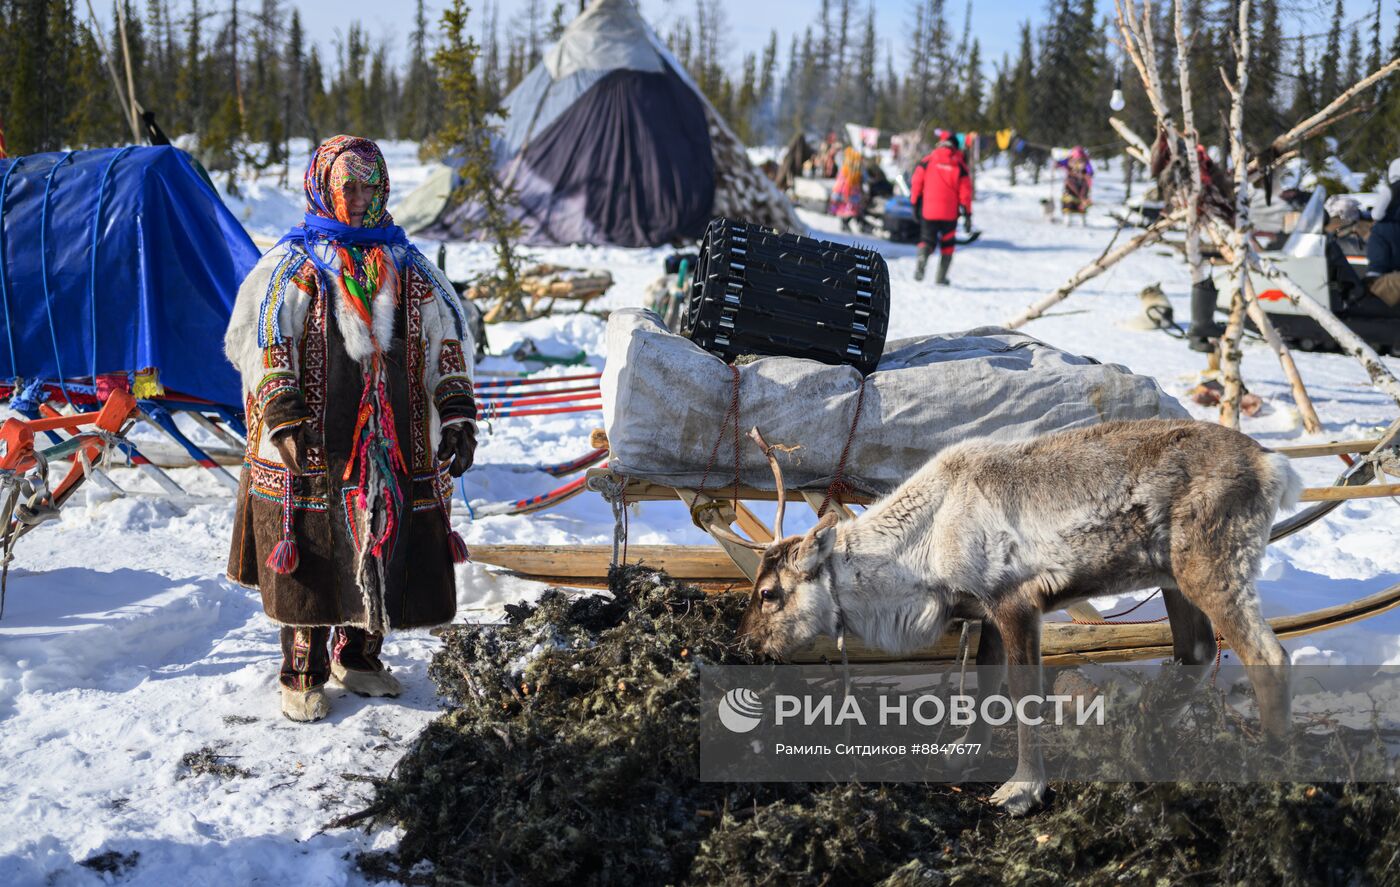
[
  {"left": 603, "top": 309, "right": 1188, "bottom": 495},
  {"left": 0, "top": 146, "right": 257, "bottom": 406},
  {"left": 420, "top": 0, "right": 801, "bottom": 247}
]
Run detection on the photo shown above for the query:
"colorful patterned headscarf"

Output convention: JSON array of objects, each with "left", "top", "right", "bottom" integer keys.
[
  {"left": 305, "top": 134, "right": 390, "bottom": 227},
  {"left": 303, "top": 135, "right": 395, "bottom": 329}
]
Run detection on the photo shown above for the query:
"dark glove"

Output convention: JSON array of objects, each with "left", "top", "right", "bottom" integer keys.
[
  {"left": 437, "top": 422, "right": 477, "bottom": 477},
  {"left": 963, "top": 211, "right": 973, "bottom": 234},
  {"left": 271, "top": 424, "right": 307, "bottom": 476}
]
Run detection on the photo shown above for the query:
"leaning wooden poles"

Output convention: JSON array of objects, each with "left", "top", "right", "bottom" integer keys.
[
  {"left": 1014, "top": 0, "right": 1400, "bottom": 425},
  {"left": 1004, "top": 213, "right": 1179, "bottom": 329}
]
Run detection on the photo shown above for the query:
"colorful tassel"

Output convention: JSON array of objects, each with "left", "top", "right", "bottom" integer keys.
[
  {"left": 268, "top": 461, "right": 299, "bottom": 574},
  {"left": 448, "top": 530, "right": 470, "bottom": 564},
  {"left": 266, "top": 538, "right": 300, "bottom": 574},
  {"left": 132, "top": 367, "right": 164, "bottom": 398}
]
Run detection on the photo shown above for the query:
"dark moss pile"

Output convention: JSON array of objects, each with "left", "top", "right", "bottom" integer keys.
[{"left": 357, "top": 566, "right": 1400, "bottom": 886}]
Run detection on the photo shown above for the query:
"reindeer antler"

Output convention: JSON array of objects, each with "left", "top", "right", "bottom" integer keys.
[
  {"left": 707, "top": 523, "right": 770, "bottom": 551},
  {"left": 749, "top": 427, "right": 786, "bottom": 540}
]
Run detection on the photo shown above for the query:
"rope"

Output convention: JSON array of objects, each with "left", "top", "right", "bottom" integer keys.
[
  {"left": 0, "top": 157, "right": 20, "bottom": 377},
  {"left": 697, "top": 364, "right": 742, "bottom": 509},
  {"left": 1069, "top": 587, "right": 1169, "bottom": 625},
  {"left": 39, "top": 152, "right": 76, "bottom": 407},
  {"left": 88, "top": 147, "right": 134, "bottom": 383},
  {"left": 818, "top": 377, "right": 868, "bottom": 517}
]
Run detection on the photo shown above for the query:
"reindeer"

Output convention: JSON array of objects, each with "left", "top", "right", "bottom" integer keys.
[{"left": 722, "top": 419, "right": 1302, "bottom": 815}]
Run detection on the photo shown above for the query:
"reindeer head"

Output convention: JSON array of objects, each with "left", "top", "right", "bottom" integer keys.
[
  {"left": 711, "top": 429, "right": 846, "bottom": 658},
  {"left": 738, "top": 511, "right": 842, "bottom": 656}
]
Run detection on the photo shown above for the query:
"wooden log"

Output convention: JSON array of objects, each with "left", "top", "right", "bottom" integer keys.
[{"left": 470, "top": 543, "right": 749, "bottom": 580}]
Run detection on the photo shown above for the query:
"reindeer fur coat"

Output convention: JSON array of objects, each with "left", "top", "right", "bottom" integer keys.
[{"left": 224, "top": 243, "right": 475, "bottom": 632}]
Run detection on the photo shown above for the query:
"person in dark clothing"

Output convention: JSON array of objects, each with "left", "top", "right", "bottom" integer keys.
[
  {"left": 909, "top": 130, "right": 974, "bottom": 285},
  {"left": 1367, "top": 158, "right": 1400, "bottom": 308}
]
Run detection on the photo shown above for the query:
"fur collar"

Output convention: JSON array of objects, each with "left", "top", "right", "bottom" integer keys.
[{"left": 313, "top": 244, "right": 400, "bottom": 363}]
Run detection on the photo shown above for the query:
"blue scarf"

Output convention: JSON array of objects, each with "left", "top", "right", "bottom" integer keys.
[
  {"left": 275, "top": 213, "right": 417, "bottom": 283},
  {"left": 271, "top": 212, "right": 465, "bottom": 340}
]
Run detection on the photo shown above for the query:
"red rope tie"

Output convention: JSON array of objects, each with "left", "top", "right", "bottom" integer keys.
[
  {"left": 819, "top": 377, "right": 867, "bottom": 517},
  {"left": 698, "top": 364, "right": 742, "bottom": 508}
]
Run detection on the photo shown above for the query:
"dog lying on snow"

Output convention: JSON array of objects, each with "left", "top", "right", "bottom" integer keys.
[{"left": 725, "top": 418, "right": 1301, "bottom": 815}]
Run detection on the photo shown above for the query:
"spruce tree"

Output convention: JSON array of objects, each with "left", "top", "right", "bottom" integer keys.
[
  {"left": 546, "top": 3, "right": 566, "bottom": 41},
  {"left": 426, "top": 0, "right": 523, "bottom": 321},
  {"left": 854, "top": 5, "right": 877, "bottom": 126},
  {"left": 755, "top": 30, "right": 778, "bottom": 143},
  {"left": 1319, "top": 0, "right": 1343, "bottom": 103}
]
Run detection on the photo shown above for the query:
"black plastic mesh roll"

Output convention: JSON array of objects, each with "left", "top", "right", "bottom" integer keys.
[{"left": 681, "top": 218, "right": 890, "bottom": 375}]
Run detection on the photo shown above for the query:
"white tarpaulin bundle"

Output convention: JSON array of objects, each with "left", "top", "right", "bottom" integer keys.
[{"left": 602, "top": 309, "right": 1188, "bottom": 495}]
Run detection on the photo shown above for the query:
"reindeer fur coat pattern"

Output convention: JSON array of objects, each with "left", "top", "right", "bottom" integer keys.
[{"left": 225, "top": 243, "right": 475, "bottom": 632}]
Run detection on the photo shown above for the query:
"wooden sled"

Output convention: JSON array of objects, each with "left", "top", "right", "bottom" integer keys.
[
  {"left": 471, "top": 421, "right": 1400, "bottom": 665},
  {"left": 471, "top": 265, "right": 614, "bottom": 323}
]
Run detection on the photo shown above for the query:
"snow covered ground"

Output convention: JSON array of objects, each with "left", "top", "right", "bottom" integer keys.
[{"left": 4, "top": 143, "right": 1399, "bottom": 884}]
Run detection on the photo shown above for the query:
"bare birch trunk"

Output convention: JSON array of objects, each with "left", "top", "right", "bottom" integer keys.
[
  {"left": 1218, "top": 285, "right": 1247, "bottom": 428},
  {"left": 1242, "top": 243, "right": 1400, "bottom": 407},
  {"left": 1217, "top": 0, "right": 1250, "bottom": 428},
  {"left": 1262, "top": 57, "right": 1400, "bottom": 159},
  {"left": 1243, "top": 275, "right": 1324, "bottom": 432},
  {"left": 1109, "top": 117, "right": 1151, "bottom": 165},
  {"left": 1004, "top": 214, "right": 1177, "bottom": 329},
  {"left": 1174, "top": 1, "right": 1207, "bottom": 295}
]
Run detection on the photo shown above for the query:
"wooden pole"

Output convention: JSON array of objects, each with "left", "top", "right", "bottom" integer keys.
[
  {"left": 1214, "top": 219, "right": 1400, "bottom": 409},
  {"left": 1004, "top": 213, "right": 1179, "bottom": 329},
  {"left": 1217, "top": 0, "right": 1251, "bottom": 429},
  {"left": 1174, "top": 0, "right": 1208, "bottom": 297},
  {"left": 1207, "top": 225, "right": 1325, "bottom": 433},
  {"left": 87, "top": 0, "right": 141, "bottom": 144},
  {"left": 1218, "top": 284, "right": 1247, "bottom": 428},
  {"left": 1242, "top": 276, "right": 1324, "bottom": 433},
  {"left": 1262, "top": 57, "right": 1400, "bottom": 160},
  {"left": 114, "top": 1, "right": 143, "bottom": 143},
  {"left": 1109, "top": 116, "right": 1150, "bottom": 164}
]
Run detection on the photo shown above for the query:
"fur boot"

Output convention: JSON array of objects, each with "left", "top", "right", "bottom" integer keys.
[
  {"left": 281, "top": 685, "right": 331, "bottom": 722},
  {"left": 331, "top": 661, "right": 402, "bottom": 697}
]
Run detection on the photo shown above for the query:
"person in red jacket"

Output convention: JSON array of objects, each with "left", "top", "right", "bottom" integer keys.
[{"left": 909, "top": 130, "right": 974, "bottom": 284}]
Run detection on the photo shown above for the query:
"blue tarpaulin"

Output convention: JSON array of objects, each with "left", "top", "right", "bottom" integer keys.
[{"left": 0, "top": 146, "right": 258, "bottom": 406}]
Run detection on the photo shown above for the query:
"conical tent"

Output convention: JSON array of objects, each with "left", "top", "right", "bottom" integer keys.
[{"left": 419, "top": 0, "right": 801, "bottom": 247}]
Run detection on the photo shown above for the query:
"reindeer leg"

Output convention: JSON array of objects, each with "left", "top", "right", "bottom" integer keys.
[
  {"left": 988, "top": 602, "right": 1047, "bottom": 816},
  {"left": 955, "top": 619, "right": 1005, "bottom": 750},
  {"left": 1190, "top": 583, "right": 1291, "bottom": 739},
  {"left": 1163, "top": 584, "right": 1215, "bottom": 666},
  {"left": 1150, "top": 584, "right": 1220, "bottom": 729}
]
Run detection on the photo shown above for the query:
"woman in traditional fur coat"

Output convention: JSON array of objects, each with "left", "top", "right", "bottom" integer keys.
[{"left": 225, "top": 135, "right": 476, "bottom": 722}]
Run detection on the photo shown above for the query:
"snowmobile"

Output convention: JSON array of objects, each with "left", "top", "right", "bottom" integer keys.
[{"left": 1215, "top": 190, "right": 1400, "bottom": 355}]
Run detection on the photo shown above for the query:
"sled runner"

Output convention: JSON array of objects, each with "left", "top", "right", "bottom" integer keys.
[{"left": 467, "top": 419, "right": 1400, "bottom": 665}]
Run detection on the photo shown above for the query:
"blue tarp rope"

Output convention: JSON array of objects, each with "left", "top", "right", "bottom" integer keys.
[
  {"left": 89, "top": 147, "right": 135, "bottom": 384},
  {"left": 0, "top": 158, "right": 19, "bottom": 378},
  {"left": 39, "top": 152, "right": 76, "bottom": 406}
]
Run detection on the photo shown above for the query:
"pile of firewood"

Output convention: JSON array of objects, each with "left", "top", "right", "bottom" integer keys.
[{"left": 468, "top": 264, "right": 614, "bottom": 323}]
